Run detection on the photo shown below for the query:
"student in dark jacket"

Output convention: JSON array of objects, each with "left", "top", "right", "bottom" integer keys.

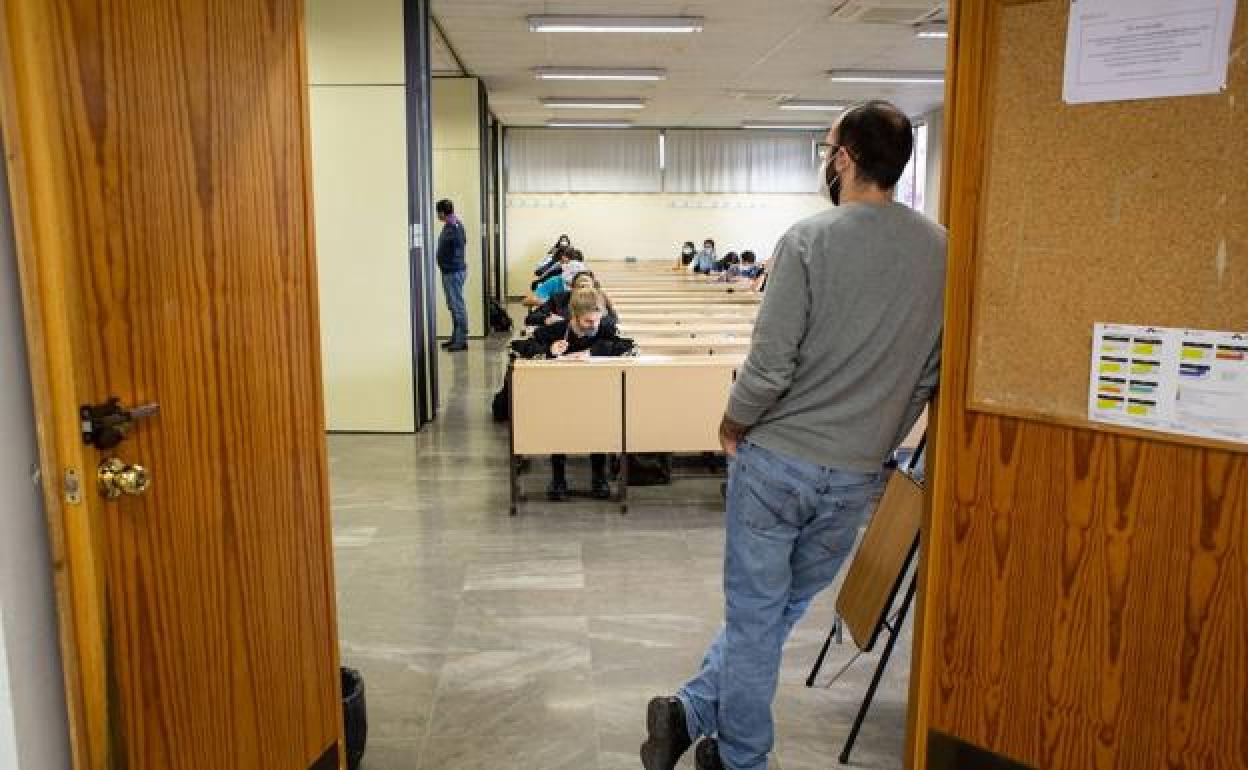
[
  {"left": 524, "top": 271, "right": 618, "bottom": 327},
  {"left": 435, "top": 199, "right": 469, "bottom": 351},
  {"left": 532, "top": 289, "right": 631, "bottom": 501}
]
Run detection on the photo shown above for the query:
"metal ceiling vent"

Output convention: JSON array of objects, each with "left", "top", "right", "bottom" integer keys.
[{"left": 829, "top": 0, "right": 944, "bottom": 24}]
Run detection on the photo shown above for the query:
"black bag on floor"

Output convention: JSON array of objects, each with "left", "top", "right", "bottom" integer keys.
[
  {"left": 341, "top": 667, "right": 368, "bottom": 770},
  {"left": 492, "top": 377, "right": 511, "bottom": 422},
  {"left": 489, "top": 299, "right": 514, "bottom": 333},
  {"left": 627, "top": 453, "right": 672, "bottom": 486}
]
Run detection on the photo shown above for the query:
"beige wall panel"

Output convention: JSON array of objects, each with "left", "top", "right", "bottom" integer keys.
[
  {"left": 504, "top": 193, "right": 829, "bottom": 295},
  {"left": 432, "top": 149, "right": 485, "bottom": 338},
  {"left": 310, "top": 86, "right": 415, "bottom": 431},
  {"left": 306, "top": 0, "right": 405, "bottom": 85},
  {"left": 512, "top": 365, "right": 623, "bottom": 454},
  {"left": 433, "top": 78, "right": 481, "bottom": 150},
  {"left": 432, "top": 78, "right": 485, "bottom": 338}
]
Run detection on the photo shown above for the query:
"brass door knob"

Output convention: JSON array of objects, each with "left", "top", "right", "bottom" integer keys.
[{"left": 98, "top": 458, "right": 152, "bottom": 500}]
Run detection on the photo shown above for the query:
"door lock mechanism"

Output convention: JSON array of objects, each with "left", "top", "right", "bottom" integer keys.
[
  {"left": 98, "top": 458, "right": 152, "bottom": 500},
  {"left": 81, "top": 398, "right": 160, "bottom": 450}
]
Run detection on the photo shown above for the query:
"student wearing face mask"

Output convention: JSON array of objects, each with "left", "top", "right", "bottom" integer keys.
[
  {"left": 641, "top": 100, "right": 946, "bottom": 770},
  {"left": 531, "top": 289, "right": 631, "bottom": 501},
  {"left": 525, "top": 271, "right": 618, "bottom": 327},
  {"left": 675, "top": 241, "right": 698, "bottom": 271},
  {"left": 691, "top": 239, "right": 717, "bottom": 274}
]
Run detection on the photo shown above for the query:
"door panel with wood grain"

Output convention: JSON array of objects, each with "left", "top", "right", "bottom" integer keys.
[{"left": 0, "top": 2, "right": 342, "bottom": 768}]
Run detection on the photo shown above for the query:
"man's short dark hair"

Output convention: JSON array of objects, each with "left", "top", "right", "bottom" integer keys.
[
  {"left": 835, "top": 101, "right": 914, "bottom": 190},
  {"left": 436, "top": 199, "right": 454, "bottom": 216}
]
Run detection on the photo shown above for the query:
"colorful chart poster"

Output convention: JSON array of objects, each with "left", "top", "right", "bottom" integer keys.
[{"left": 1089, "top": 323, "right": 1248, "bottom": 443}]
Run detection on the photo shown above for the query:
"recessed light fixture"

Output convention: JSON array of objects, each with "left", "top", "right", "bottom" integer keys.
[
  {"left": 534, "top": 67, "right": 667, "bottom": 81},
  {"left": 546, "top": 120, "right": 634, "bottom": 128},
  {"left": 528, "top": 15, "right": 704, "bottom": 33},
  {"left": 742, "top": 121, "right": 828, "bottom": 131},
  {"left": 779, "top": 100, "right": 847, "bottom": 112},
  {"left": 827, "top": 69, "right": 944, "bottom": 84},
  {"left": 915, "top": 22, "right": 949, "bottom": 39},
  {"left": 542, "top": 97, "right": 646, "bottom": 110}
]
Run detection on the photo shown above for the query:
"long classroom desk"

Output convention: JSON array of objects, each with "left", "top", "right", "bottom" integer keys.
[
  {"left": 609, "top": 292, "right": 760, "bottom": 304},
  {"left": 633, "top": 337, "right": 751, "bottom": 355},
  {"left": 620, "top": 322, "right": 755, "bottom": 336},
  {"left": 612, "top": 304, "right": 759, "bottom": 318},
  {"left": 508, "top": 354, "right": 743, "bottom": 514}
]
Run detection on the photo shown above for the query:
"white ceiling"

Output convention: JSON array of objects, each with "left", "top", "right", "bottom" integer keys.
[{"left": 430, "top": 0, "right": 948, "bottom": 128}]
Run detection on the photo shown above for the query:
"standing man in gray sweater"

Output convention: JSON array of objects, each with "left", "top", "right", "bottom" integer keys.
[{"left": 642, "top": 101, "right": 946, "bottom": 770}]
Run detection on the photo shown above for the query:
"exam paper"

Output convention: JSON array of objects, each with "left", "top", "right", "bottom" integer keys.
[
  {"left": 1089, "top": 323, "right": 1248, "bottom": 443},
  {"left": 1063, "top": 0, "right": 1238, "bottom": 104}
]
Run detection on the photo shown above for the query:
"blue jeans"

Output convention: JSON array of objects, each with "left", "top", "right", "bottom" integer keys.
[
  {"left": 441, "top": 269, "right": 468, "bottom": 346},
  {"left": 678, "top": 440, "right": 883, "bottom": 770}
]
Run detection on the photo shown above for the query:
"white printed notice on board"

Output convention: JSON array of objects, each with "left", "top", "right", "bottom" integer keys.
[
  {"left": 1090, "top": 323, "right": 1248, "bottom": 444},
  {"left": 1063, "top": 0, "right": 1239, "bottom": 104}
]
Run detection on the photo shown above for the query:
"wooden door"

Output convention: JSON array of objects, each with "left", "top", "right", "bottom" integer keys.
[
  {"left": 0, "top": 2, "right": 342, "bottom": 769},
  {"left": 909, "top": 2, "right": 1247, "bottom": 769}
]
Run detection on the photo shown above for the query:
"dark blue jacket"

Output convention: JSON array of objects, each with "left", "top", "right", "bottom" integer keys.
[{"left": 436, "top": 217, "right": 467, "bottom": 273}]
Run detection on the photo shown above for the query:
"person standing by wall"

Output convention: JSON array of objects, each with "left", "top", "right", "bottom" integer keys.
[
  {"left": 640, "top": 100, "right": 947, "bottom": 770},
  {"left": 436, "top": 198, "right": 469, "bottom": 352}
]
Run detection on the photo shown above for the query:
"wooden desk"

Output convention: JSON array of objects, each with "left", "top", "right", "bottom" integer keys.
[
  {"left": 613, "top": 304, "right": 759, "bottom": 317},
  {"left": 609, "top": 292, "right": 760, "bottom": 304},
  {"left": 620, "top": 322, "right": 755, "bottom": 336},
  {"left": 508, "top": 355, "right": 744, "bottom": 514},
  {"left": 633, "top": 337, "right": 752, "bottom": 355}
]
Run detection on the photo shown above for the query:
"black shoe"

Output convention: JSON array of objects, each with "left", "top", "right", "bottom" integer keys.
[
  {"left": 591, "top": 478, "right": 611, "bottom": 500},
  {"left": 694, "top": 737, "right": 725, "bottom": 770},
  {"left": 440, "top": 339, "right": 453, "bottom": 350},
  {"left": 445, "top": 342, "right": 468, "bottom": 352},
  {"left": 547, "top": 479, "right": 568, "bottom": 502},
  {"left": 640, "top": 696, "right": 693, "bottom": 770}
]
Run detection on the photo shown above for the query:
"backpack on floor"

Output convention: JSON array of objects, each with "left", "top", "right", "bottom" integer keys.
[
  {"left": 627, "top": 453, "right": 672, "bottom": 486},
  {"left": 491, "top": 375, "right": 511, "bottom": 422},
  {"left": 489, "top": 299, "right": 514, "bottom": 333}
]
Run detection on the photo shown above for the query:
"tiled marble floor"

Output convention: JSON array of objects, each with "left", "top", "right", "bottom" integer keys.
[{"left": 329, "top": 337, "right": 912, "bottom": 770}]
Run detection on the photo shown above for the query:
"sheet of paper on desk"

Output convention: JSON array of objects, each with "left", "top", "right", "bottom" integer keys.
[
  {"left": 1089, "top": 323, "right": 1248, "bottom": 443},
  {"left": 1063, "top": 0, "right": 1238, "bottom": 104}
]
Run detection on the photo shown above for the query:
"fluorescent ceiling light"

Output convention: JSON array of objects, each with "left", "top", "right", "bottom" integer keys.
[
  {"left": 534, "top": 67, "right": 667, "bottom": 81},
  {"left": 827, "top": 69, "right": 944, "bottom": 84},
  {"left": 542, "top": 97, "right": 646, "bottom": 110},
  {"left": 528, "top": 15, "right": 704, "bottom": 33},
  {"left": 546, "top": 120, "right": 634, "bottom": 128},
  {"left": 916, "top": 22, "right": 949, "bottom": 39},
  {"left": 779, "top": 100, "right": 847, "bottom": 112},
  {"left": 742, "top": 121, "right": 827, "bottom": 131}
]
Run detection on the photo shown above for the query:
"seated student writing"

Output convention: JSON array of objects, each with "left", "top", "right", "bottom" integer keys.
[
  {"left": 524, "top": 271, "right": 618, "bottom": 327},
  {"left": 523, "top": 254, "right": 585, "bottom": 307},
  {"left": 690, "top": 239, "right": 717, "bottom": 274},
  {"left": 715, "top": 250, "right": 763, "bottom": 284},
  {"left": 531, "top": 289, "right": 631, "bottom": 501}
]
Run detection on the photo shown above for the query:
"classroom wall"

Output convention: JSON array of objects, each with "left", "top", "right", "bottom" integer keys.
[
  {"left": 432, "top": 77, "right": 486, "bottom": 337},
  {"left": 307, "top": 0, "right": 416, "bottom": 432},
  {"left": 504, "top": 193, "right": 829, "bottom": 295},
  {"left": 0, "top": 137, "right": 72, "bottom": 770}
]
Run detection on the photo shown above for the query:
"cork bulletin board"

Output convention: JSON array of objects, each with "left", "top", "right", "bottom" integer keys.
[{"left": 967, "top": 0, "right": 1246, "bottom": 436}]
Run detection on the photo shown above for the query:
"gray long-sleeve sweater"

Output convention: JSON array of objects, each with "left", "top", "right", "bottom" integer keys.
[{"left": 727, "top": 201, "right": 946, "bottom": 472}]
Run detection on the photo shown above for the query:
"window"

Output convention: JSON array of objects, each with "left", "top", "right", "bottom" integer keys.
[{"left": 894, "top": 122, "right": 928, "bottom": 211}]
